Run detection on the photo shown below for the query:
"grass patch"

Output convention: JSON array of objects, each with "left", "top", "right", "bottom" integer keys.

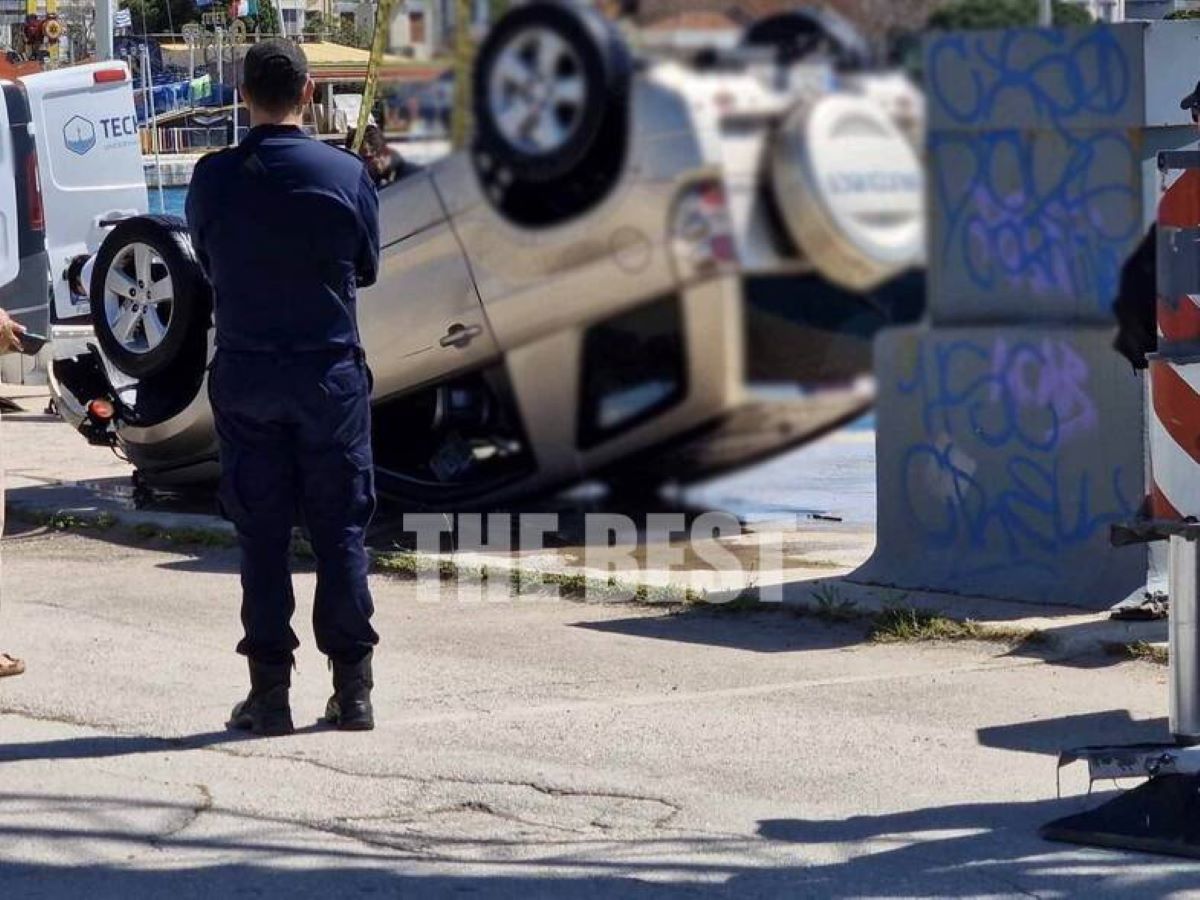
[
  {"left": 869, "top": 604, "right": 1046, "bottom": 647},
  {"left": 810, "top": 584, "right": 859, "bottom": 623},
  {"left": 159, "top": 527, "right": 236, "bottom": 548},
  {"left": 1106, "top": 640, "right": 1169, "bottom": 665},
  {"left": 27, "top": 510, "right": 118, "bottom": 532},
  {"left": 11, "top": 508, "right": 116, "bottom": 531},
  {"left": 794, "top": 558, "right": 849, "bottom": 571},
  {"left": 371, "top": 549, "right": 704, "bottom": 605},
  {"left": 129, "top": 522, "right": 235, "bottom": 548}
]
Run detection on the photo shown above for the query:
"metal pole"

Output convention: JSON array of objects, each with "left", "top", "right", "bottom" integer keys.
[
  {"left": 144, "top": 44, "right": 166, "bottom": 212},
  {"left": 96, "top": 0, "right": 113, "bottom": 58},
  {"left": 216, "top": 25, "right": 224, "bottom": 143},
  {"left": 1039, "top": 0, "right": 1053, "bottom": 26},
  {"left": 1170, "top": 536, "right": 1200, "bottom": 744},
  {"left": 352, "top": 0, "right": 398, "bottom": 152}
]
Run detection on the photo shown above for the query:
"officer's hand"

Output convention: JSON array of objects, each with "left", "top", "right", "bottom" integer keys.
[{"left": 0, "top": 308, "right": 24, "bottom": 354}]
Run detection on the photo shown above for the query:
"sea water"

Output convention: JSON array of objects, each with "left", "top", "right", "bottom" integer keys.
[{"left": 148, "top": 186, "right": 188, "bottom": 217}]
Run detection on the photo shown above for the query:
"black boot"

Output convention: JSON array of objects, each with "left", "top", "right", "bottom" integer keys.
[
  {"left": 228, "top": 659, "right": 294, "bottom": 736},
  {"left": 324, "top": 650, "right": 374, "bottom": 731}
]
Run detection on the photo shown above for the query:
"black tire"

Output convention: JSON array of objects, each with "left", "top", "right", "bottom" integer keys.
[
  {"left": 472, "top": 0, "right": 630, "bottom": 185},
  {"left": 90, "top": 215, "right": 210, "bottom": 380}
]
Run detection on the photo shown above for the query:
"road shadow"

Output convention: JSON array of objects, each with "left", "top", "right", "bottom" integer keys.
[
  {"left": 0, "top": 724, "right": 331, "bottom": 766},
  {"left": 752, "top": 791, "right": 1200, "bottom": 896},
  {"left": 976, "top": 710, "right": 1171, "bottom": 757},
  {"left": 572, "top": 606, "right": 867, "bottom": 654},
  {"left": 2, "top": 789, "right": 1198, "bottom": 896}
]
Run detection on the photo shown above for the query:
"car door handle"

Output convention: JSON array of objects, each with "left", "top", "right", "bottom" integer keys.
[{"left": 440, "top": 323, "right": 483, "bottom": 349}]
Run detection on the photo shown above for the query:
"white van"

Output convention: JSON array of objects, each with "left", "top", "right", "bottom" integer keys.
[
  {"left": 24, "top": 62, "right": 147, "bottom": 326},
  {"left": 0, "top": 76, "right": 50, "bottom": 383},
  {"left": 0, "top": 62, "right": 145, "bottom": 385}
]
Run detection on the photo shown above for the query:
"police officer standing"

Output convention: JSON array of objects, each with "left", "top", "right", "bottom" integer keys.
[{"left": 186, "top": 39, "right": 381, "bottom": 736}]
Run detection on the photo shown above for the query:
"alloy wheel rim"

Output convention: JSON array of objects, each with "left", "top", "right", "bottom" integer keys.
[
  {"left": 488, "top": 25, "right": 587, "bottom": 156},
  {"left": 102, "top": 242, "right": 174, "bottom": 355}
]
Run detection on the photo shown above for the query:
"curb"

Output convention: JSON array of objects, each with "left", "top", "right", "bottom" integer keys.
[{"left": 5, "top": 480, "right": 1170, "bottom": 662}]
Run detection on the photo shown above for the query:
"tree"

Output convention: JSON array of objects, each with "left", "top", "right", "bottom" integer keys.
[
  {"left": 255, "top": 0, "right": 281, "bottom": 36},
  {"left": 303, "top": 10, "right": 325, "bottom": 37},
  {"left": 451, "top": 0, "right": 473, "bottom": 148},
  {"left": 121, "top": 0, "right": 199, "bottom": 36},
  {"left": 928, "top": 0, "right": 1094, "bottom": 29}
]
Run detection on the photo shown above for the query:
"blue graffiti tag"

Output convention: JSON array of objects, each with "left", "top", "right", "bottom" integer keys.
[
  {"left": 927, "top": 28, "right": 1133, "bottom": 128},
  {"left": 925, "top": 27, "right": 1140, "bottom": 313},
  {"left": 931, "top": 129, "right": 1138, "bottom": 310},
  {"left": 897, "top": 338, "right": 1135, "bottom": 575}
]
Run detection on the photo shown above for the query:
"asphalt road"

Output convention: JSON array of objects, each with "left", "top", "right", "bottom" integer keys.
[{"left": 0, "top": 523, "right": 1195, "bottom": 898}]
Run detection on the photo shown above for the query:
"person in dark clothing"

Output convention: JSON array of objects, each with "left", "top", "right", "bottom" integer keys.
[
  {"left": 346, "top": 123, "right": 406, "bottom": 187},
  {"left": 1112, "top": 223, "right": 1157, "bottom": 371},
  {"left": 186, "top": 39, "right": 381, "bottom": 736},
  {"left": 1112, "top": 79, "right": 1200, "bottom": 371}
]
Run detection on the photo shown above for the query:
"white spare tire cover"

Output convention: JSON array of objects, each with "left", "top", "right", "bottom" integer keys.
[{"left": 772, "top": 95, "right": 924, "bottom": 292}]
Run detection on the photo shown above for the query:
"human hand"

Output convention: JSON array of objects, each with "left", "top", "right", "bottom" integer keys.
[{"left": 0, "top": 308, "right": 25, "bottom": 354}]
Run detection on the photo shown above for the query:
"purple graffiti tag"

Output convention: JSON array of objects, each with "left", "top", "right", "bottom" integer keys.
[{"left": 990, "top": 338, "right": 1097, "bottom": 444}]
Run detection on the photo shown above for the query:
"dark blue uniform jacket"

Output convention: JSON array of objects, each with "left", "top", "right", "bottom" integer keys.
[{"left": 186, "top": 124, "right": 380, "bottom": 353}]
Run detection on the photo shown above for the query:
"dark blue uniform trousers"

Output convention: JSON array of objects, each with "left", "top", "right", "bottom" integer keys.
[{"left": 210, "top": 349, "right": 379, "bottom": 665}]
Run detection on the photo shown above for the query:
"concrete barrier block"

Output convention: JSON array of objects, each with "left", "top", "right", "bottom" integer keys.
[
  {"left": 926, "top": 26, "right": 1148, "bottom": 132},
  {"left": 925, "top": 21, "right": 1199, "bottom": 324},
  {"left": 926, "top": 125, "right": 1189, "bottom": 324},
  {"left": 855, "top": 324, "right": 1147, "bottom": 609}
]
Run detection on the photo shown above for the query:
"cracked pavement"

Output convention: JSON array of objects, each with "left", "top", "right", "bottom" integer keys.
[{"left": 2, "top": 525, "right": 1199, "bottom": 897}]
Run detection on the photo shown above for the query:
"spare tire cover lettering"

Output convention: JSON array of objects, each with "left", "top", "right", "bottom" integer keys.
[{"left": 772, "top": 95, "right": 924, "bottom": 291}]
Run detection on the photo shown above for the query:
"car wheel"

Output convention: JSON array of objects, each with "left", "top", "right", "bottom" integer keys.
[
  {"left": 90, "top": 215, "right": 210, "bottom": 380},
  {"left": 473, "top": 0, "right": 630, "bottom": 186}
]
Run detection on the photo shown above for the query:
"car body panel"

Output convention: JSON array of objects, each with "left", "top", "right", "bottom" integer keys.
[
  {"left": 42, "top": 8, "right": 925, "bottom": 505},
  {"left": 362, "top": 172, "right": 499, "bottom": 397},
  {"left": 501, "top": 275, "right": 743, "bottom": 497},
  {"left": 0, "top": 79, "right": 23, "bottom": 293},
  {"left": 451, "top": 79, "right": 704, "bottom": 352}
]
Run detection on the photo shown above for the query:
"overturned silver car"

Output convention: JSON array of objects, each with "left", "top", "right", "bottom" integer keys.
[{"left": 48, "top": 2, "right": 924, "bottom": 507}]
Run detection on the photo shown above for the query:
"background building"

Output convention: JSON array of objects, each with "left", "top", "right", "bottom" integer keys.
[{"left": 1075, "top": 0, "right": 1126, "bottom": 19}]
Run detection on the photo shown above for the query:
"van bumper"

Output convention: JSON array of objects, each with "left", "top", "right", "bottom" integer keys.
[{"left": 0, "top": 250, "right": 49, "bottom": 335}]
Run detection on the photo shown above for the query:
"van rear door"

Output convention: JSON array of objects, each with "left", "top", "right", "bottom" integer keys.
[
  {"left": 21, "top": 62, "right": 147, "bottom": 323},
  {"left": 0, "top": 80, "right": 24, "bottom": 298}
]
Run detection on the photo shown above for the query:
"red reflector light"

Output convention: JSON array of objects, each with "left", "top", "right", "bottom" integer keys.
[
  {"left": 93, "top": 69, "right": 125, "bottom": 83},
  {"left": 87, "top": 399, "right": 115, "bottom": 421},
  {"left": 24, "top": 150, "right": 43, "bottom": 233}
]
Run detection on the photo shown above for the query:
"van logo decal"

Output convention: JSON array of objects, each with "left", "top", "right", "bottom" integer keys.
[{"left": 63, "top": 115, "right": 96, "bottom": 155}]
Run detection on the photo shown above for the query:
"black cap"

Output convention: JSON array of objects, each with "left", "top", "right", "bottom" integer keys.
[
  {"left": 1182, "top": 79, "right": 1200, "bottom": 111},
  {"left": 242, "top": 38, "right": 308, "bottom": 113}
]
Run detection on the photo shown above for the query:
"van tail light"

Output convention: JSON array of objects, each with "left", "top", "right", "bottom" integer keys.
[
  {"left": 93, "top": 68, "right": 126, "bottom": 84},
  {"left": 24, "top": 149, "right": 43, "bottom": 233},
  {"left": 669, "top": 179, "right": 737, "bottom": 283}
]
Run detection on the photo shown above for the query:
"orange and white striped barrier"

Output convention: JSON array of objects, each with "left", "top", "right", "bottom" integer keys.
[
  {"left": 1150, "top": 357, "right": 1200, "bottom": 518},
  {"left": 1151, "top": 153, "right": 1200, "bottom": 519}
]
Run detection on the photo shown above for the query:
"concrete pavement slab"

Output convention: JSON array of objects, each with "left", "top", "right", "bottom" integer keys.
[{"left": 1, "top": 525, "right": 1198, "bottom": 895}]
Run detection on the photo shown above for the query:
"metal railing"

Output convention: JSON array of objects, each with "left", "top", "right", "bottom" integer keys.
[{"left": 147, "top": 123, "right": 319, "bottom": 153}]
